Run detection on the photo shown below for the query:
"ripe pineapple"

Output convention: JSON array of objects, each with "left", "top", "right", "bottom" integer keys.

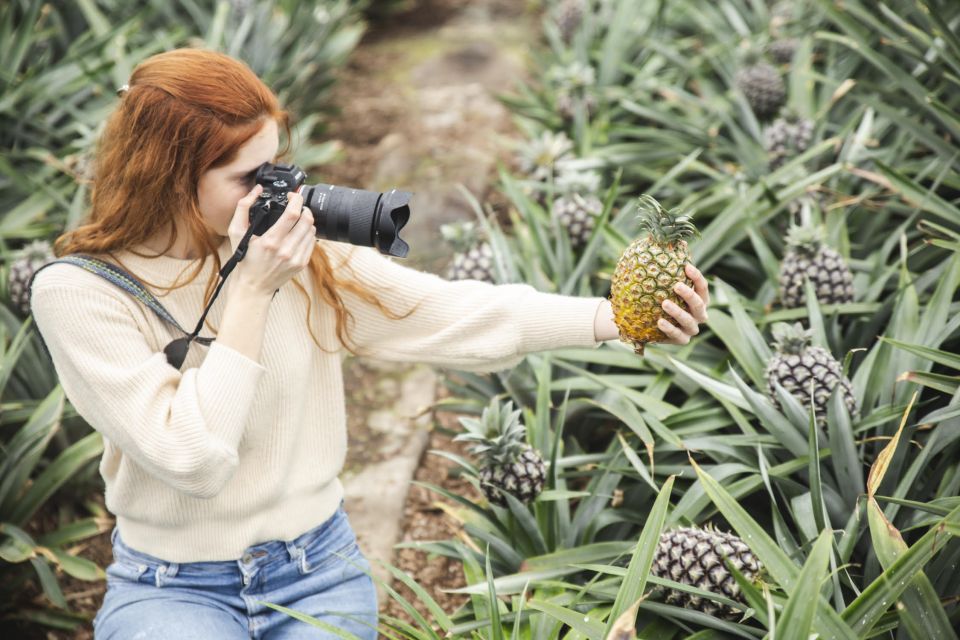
[
  {"left": 7, "top": 240, "right": 55, "bottom": 316},
  {"left": 610, "top": 195, "right": 698, "bottom": 355},
  {"left": 735, "top": 61, "right": 786, "bottom": 121},
  {"left": 652, "top": 525, "right": 763, "bottom": 619},
  {"left": 765, "top": 322, "right": 859, "bottom": 424},
  {"left": 779, "top": 224, "right": 854, "bottom": 308},
  {"left": 454, "top": 399, "right": 546, "bottom": 507},
  {"left": 764, "top": 112, "right": 814, "bottom": 170},
  {"left": 551, "top": 193, "right": 603, "bottom": 250},
  {"left": 440, "top": 221, "right": 495, "bottom": 283}
]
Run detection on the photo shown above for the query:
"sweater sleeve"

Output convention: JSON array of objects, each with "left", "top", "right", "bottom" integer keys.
[
  {"left": 330, "top": 245, "right": 605, "bottom": 372},
  {"left": 30, "top": 269, "right": 266, "bottom": 499}
]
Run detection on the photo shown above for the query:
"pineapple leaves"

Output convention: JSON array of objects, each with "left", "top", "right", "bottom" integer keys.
[{"left": 604, "top": 475, "right": 674, "bottom": 636}]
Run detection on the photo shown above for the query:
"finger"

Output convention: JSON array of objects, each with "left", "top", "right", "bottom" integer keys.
[
  {"left": 685, "top": 263, "right": 710, "bottom": 308},
  {"left": 661, "top": 299, "right": 699, "bottom": 336},
  {"left": 657, "top": 317, "right": 688, "bottom": 345},
  {"left": 673, "top": 281, "right": 707, "bottom": 322},
  {"left": 229, "top": 184, "right": 263, "bottom": 235},
  {"left": 294, "top": 221, "right": 318, "bottom": 264},
  {"left": 278, "top": 206, "right": 314, "bottom": 255},
  {"left": 261, "top": 192, "right": 304, "bottom": 242}
]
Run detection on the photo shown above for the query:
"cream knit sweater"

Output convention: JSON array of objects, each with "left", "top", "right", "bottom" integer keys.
[{"left": 30, "top": 237, "right": 604, "bottom": 562}]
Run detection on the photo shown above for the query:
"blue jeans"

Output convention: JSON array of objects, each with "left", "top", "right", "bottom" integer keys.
[{"left": 93, "top": 502, "right": 378, "bottom": 639}]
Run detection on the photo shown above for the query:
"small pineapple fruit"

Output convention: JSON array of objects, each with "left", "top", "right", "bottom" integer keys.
[
  {"left": 765, "top": 322, "right": 859, "bottom": 424},
  {"left": 779, "top": 224, "right": 854, "bottom": 308},
  {"left": 735, "top": 61, "right": 786, "bottom": 121},
  {"left": 764, "top": 111, "right": 814, "bottom": 170},
  {"left": 441, "top": 221, "right": 495, "bottom": 283},
  {"left": 8, "top": 240, "right": 55, "bottom": 316},
  {"left": 454, "top": 399, "right": 546, "bottom": 507},
  {"left": 552, "top": 193, "right": 603, "bottom": 250},
  {"left": 652, "top": 525, "right": 763, "bottom": 619},
  {"left": 766, "top": 37, "right": 799, "bottom": 65},
  {"left": 554, "top": 0, "right": 585, "bottom": 44},
  {"left": 610, "top": 195, "right": 698, "bottom": 355}
]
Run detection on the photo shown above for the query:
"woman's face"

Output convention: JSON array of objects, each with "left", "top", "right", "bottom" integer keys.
[{"left": 197, "top": 118, "right": 279, "bottom": 236}]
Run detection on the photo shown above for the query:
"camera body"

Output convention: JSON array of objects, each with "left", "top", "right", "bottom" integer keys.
[{"left": 250, "top": 162, "right": 411, "bottom": 258}]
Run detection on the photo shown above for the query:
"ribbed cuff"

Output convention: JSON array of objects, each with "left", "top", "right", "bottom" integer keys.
[
  {"left": 520, "top": 293, "right": 605, "bottom": 353},
  {"left": 196, "top": 341, "right": 266, "bottom": 449}
]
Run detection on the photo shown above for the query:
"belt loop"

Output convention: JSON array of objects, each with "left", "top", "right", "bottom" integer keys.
[
  {"left": 155, "top": 564, "right": 167, "bottom": 588},
  {"left": 285, "top": 540, "right": 301, "bottom": 562}
]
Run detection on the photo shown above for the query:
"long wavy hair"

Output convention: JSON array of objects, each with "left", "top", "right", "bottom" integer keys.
[{"left": 55, "top": 48, "right": 408, "bottom": 354}]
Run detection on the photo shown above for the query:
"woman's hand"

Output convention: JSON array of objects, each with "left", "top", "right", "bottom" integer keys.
[
  {"left": 227, "top": 185, "right": 316, "bottom": 297},
  {"left": 657, "top": 263, "right": 710, "bottom": 346}
]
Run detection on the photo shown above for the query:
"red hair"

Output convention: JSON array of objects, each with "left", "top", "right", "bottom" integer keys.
[{"left": 55, "top": 48, "right": 406, "bottom": 354}]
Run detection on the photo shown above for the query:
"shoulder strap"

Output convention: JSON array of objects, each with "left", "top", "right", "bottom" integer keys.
[{"left": 28, "top": 255, "right": 214, "bottom": 353}]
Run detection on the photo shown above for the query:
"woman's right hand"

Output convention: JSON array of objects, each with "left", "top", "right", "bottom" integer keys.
[{"left": 227, "top": 185, "right": 317, "bottom": 296}]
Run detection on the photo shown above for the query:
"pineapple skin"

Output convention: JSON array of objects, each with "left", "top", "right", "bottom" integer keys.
[
  {"left": 778, "top": 244, "right": 854, "bottom": 308},
  {"left": 479, "top": 446, "right": 545, "bottom": 507},
  {"left": 610, "top": 238, "right": 693, "bottom": 354},
  {"left": 652, "top": 526, "right": 762, "bottom": 620},
  {"left": 765, "top": 345, "right": 859, "bottom": 423}
]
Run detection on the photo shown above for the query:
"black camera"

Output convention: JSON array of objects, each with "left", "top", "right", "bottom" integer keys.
[{"left": 250, "top": 162, "right": 411, "bottom": 258}]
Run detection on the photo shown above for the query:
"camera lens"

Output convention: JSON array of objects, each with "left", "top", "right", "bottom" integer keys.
[{"left": 301, "top": 184, "right": 411, "bottom": 258}]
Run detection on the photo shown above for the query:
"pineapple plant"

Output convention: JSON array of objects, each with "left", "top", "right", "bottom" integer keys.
[
  {"left": 764, "top": 111, "right": 814, "bottom": 170},
  {"left": 454, "top": 399, "right": 546, "bottom": 507},
  {"left": 7, "top": 240, "right": 55, "bottom": 316},
  {"left": 440, "top": 221, "right": 495, "bottom": 283},
  {"left": 765, "top": 322, "right": 859, "bottom": 424},
  {"left": 735, "top": 60, "right": 786, "bottom": 121},
  {"left": 551, "top": 192, "right": 603, "bottom": 250},
  {"left": 652, "top": 525, "right": 764, "bottom": 619},
  {"left": 778, "top": 224, "right": 854, "bottom": 308},
  {"left": 610, "top": 195, "right": 698, "bottom": 354}
]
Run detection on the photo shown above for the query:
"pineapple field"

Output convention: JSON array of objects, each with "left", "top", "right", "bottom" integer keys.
[{"left": 2, "top": 0, "right": 960, "bottom": 639}]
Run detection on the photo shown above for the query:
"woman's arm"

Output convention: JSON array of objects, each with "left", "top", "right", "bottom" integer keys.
[
  {"left": 31, "top": 267, "right": 267, "bottom": 499},
  {"left": 328, "top": 244, "right": 605, "bottom": 372}
]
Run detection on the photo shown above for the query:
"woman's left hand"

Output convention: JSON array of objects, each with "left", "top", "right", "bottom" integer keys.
[{"left": 657, "top": 263, "right": 710, "bottom": 346}]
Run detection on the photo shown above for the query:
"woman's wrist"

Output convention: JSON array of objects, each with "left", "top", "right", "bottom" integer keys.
[{"left": 593, "top": 298, "right": 619, "bottom": 342}]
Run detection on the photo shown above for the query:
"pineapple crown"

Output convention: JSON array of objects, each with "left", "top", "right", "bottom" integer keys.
[
  {"left": 635, "top": 194, "right": 699, "bottom": 245},
  {"left": 16, "top": 239, "right": 55, "bottom": 263},
  {"left": 784, "top": 224, "right": 825, "bottom": 254},
  {"left": 770, "top": 321, "right": 812, "bottom": 355},
  {"left": 555, "top": 165, "right": 602, "bottom": 195},
  {"left": 440, "top": 221, "right": 486, "bottom": 253},
  {"left": 547, "top": 61, "right": 596, "bottom": 91},
  {"left": 517, "top": 131, "right": 574, "bottom": 177},
  {"left": 454, "top": 398, "right": 529, "bottom": 465}
]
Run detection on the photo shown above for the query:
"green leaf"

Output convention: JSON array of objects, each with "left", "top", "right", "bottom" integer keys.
[
  {"left": 866, "top": 497, "right": 955, "bottom": 638},
  {"left": 605, "top": 476, "right": 674, "bottom": 636},
  {"left": 777, "top": 530, "right": 833, "bottom": 640},
  {"left": 843, "top": 503, "right": 960, "bottom": 635},
  {"left": 258, "top": 602, "right": 364, "bottom": 639}
]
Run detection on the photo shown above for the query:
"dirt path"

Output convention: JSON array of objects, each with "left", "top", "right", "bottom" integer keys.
[{"left": 329, "top": 0, "right": 542, "bottom": 628}]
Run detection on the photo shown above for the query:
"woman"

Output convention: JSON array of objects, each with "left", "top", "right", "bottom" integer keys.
[{"left": 29, "top": 48, "right": 709, "bottom": 639}]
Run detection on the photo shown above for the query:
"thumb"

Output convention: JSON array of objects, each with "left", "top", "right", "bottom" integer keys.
[{"left": 228, "top": 184, "right": 263, "bottom": 242}]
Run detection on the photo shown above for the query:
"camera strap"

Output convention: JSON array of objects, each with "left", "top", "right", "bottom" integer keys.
[{"left": 30, "top": 213, "right": 265, "bottom": 371}]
